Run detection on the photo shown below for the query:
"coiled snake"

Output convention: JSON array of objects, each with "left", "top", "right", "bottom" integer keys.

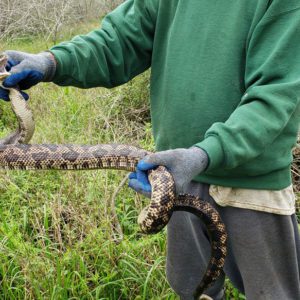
[{"left": 0, "top": 53, "right": 227, "bottom": 299}]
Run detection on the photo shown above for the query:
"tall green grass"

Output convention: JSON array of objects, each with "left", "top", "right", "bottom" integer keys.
[{"left": 0, "top": 21, "right": 244, "bottom": 300}]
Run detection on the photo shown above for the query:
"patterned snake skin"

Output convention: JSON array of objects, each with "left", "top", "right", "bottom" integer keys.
[
  {"left": 0, "top": 53, "right": 228, "bottom": 299},
  {"left": 292, "top": 142, "right": 300, "bottom": 221}
]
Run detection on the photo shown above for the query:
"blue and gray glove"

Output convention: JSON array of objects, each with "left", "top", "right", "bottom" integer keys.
[
  {"left": 128, "top": 147, "right": 209, "bottom": 197},
  {"left": 0, "top": 50, "right": 56, "bottom": 101}
]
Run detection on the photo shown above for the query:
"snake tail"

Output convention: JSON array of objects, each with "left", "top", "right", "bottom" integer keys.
[{"left": 175, "top": 195, "right": 227, "bottom": 299}]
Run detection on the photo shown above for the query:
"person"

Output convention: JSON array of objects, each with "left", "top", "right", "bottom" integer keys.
[{"left": 1, "top": 1, "right": 300, "bottom": 299}]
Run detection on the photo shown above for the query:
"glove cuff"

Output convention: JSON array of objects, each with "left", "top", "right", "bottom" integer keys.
[
  {"left": 40, "top": 51, "right": 57, "bottom": 82},
  {"left": 189, "top": 146, "right": 209, "bottom": 171}
]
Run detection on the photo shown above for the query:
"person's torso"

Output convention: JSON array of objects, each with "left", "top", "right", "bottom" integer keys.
[{"left": 150, "top": 0, "right": 271, "bottom": 150}]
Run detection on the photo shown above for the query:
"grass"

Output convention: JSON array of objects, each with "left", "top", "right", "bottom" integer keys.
[
  {"left": 0, "top": 21, "right": 179, "bottom": 300},
  {"left": 0, "top": 20, "right": 267, "bottom": 300}
]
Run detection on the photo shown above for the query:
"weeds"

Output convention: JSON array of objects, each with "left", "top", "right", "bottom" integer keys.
[
  {"left": 0, "top": 22, "right": 176, "bottom": 300},
  {"left": 0, "top": 21, "right": 271, "bottom": 300}
]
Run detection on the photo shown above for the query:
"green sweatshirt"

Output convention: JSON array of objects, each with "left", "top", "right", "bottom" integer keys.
[{"left": 50, "top": 0, "right": 300, "bottom": 190}]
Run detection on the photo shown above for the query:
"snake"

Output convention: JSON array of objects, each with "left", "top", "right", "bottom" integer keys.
[
  {"left": 292, "top": 143, "right": 300, "bottom": 221},
  {"left": 0, "top": 53, "right": 227, "bottom": 299}
]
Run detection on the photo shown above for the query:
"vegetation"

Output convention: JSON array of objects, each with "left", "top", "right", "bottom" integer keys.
[
  {"left": 0, "top": 21, "right": 175, "bottom": 300},
  {"left": 0, "top": 18, "right": 298, "bottom": 300},
  {"left": 0, "top": 0, "right": 124, "bottom": 42}
]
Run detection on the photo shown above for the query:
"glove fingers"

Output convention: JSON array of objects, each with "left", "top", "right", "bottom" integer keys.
[
  {"left": 128, "top": 172, "right": 137, "bottom": 180},
  {"left": 128, "top": 165, "right": 152, "bottom": 198},
  {"left": 6, "top": 59, "right": 18, "bottom": 72},
  {"left": 3, "top": 68, "right": 43, "bottom": 90},
  {"left": 0, "top": 87, "right": 10, "bottom": 101},
  {"left": 20, "top": 91, "right": 29, "bottom": 101},
  {"left": 128, "top": 179, "right": 151, "bottom": 198},
  {"left": 3, "top": 68, "right": 30, "bottom": 88},
  {"left": 136, "top": 169, "right": 151, "bottom": 187},
  {"left": 0, "top": 87, "right": 29, "bottom": 101},
  {"left": 128, "top": 170, "right": 152, "bottom": 190},
  {"left": 18, "top": 71, "right": 43, "bottom": 90},
  {"left": 137, "top": 159, "right": 158, "bottom": 171}
]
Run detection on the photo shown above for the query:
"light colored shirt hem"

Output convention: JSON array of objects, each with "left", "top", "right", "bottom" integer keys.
[{"left": 209, "top": 184, "right": 295, "bottom": 215}]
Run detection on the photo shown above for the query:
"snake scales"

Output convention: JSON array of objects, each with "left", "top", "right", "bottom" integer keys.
[
  {"left": 0, "top": 53, "right": 227, "bottom": 299},
  {"left": 293, "top": 142, "right": 300, "bottom": 221}
]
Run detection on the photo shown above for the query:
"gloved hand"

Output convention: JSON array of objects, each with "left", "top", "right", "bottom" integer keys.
[
  {"left": 0, "top": 51, "right": 56, "bottom": 101},
  {"left": 128, "top": 147, "right": 209, "bottom": 197}
]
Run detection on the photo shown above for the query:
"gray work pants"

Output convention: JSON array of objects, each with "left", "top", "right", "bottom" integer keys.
[{"left": 166, "top": 182, "right": 300, "bottom": 300}]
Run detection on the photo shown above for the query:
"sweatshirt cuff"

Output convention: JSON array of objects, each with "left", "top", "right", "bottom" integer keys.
[
  {"left": 194, "top": 136, "right": 224, "bottom": 171},
  {"left": 42, "top": 51, "right": 57, "bottom": 82},
  {"left": 49, "top": 48, "right": 73, "bottom": 84}
]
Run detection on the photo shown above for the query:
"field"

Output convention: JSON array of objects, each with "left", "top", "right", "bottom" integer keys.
[{"left": 0, "top": 20, "right": 296, "bottom": 300}]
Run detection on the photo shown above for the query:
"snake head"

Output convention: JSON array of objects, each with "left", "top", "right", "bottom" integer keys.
[{"left": 0, "top": 53, "right": 10, "bottom": 81}]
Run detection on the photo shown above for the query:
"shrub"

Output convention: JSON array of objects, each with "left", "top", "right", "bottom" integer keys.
[{"left": 0, "top": 0, "right": 124, "bottom": 42}]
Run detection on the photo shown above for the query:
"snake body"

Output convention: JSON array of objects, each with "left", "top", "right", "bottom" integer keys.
[{"left": 0, "top": 53, "right": 227, "bottom": 299}]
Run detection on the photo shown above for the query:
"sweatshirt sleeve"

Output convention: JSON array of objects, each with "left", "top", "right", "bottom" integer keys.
[
  {"left": 50, "top": 0, "right": 158, "bottom": 88},
  {"left": 196, "top": 7, "right": 300, "bottom": 171}
]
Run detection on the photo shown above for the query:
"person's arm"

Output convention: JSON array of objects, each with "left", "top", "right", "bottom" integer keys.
[
  {"left": 0, "top": 51, "right": 56, "bottom": 101},
  {"left": 50, "top": 0, "right": 158, "bottom": 88},
  {"left": 0, "top": 0, "right": 158, "bottom": 101},
  {"left": 196, "top": 6, "right": 300, "bottom": 171},
  {"left": 129, "top": 4, "right": 300, "bottom": 196}
]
